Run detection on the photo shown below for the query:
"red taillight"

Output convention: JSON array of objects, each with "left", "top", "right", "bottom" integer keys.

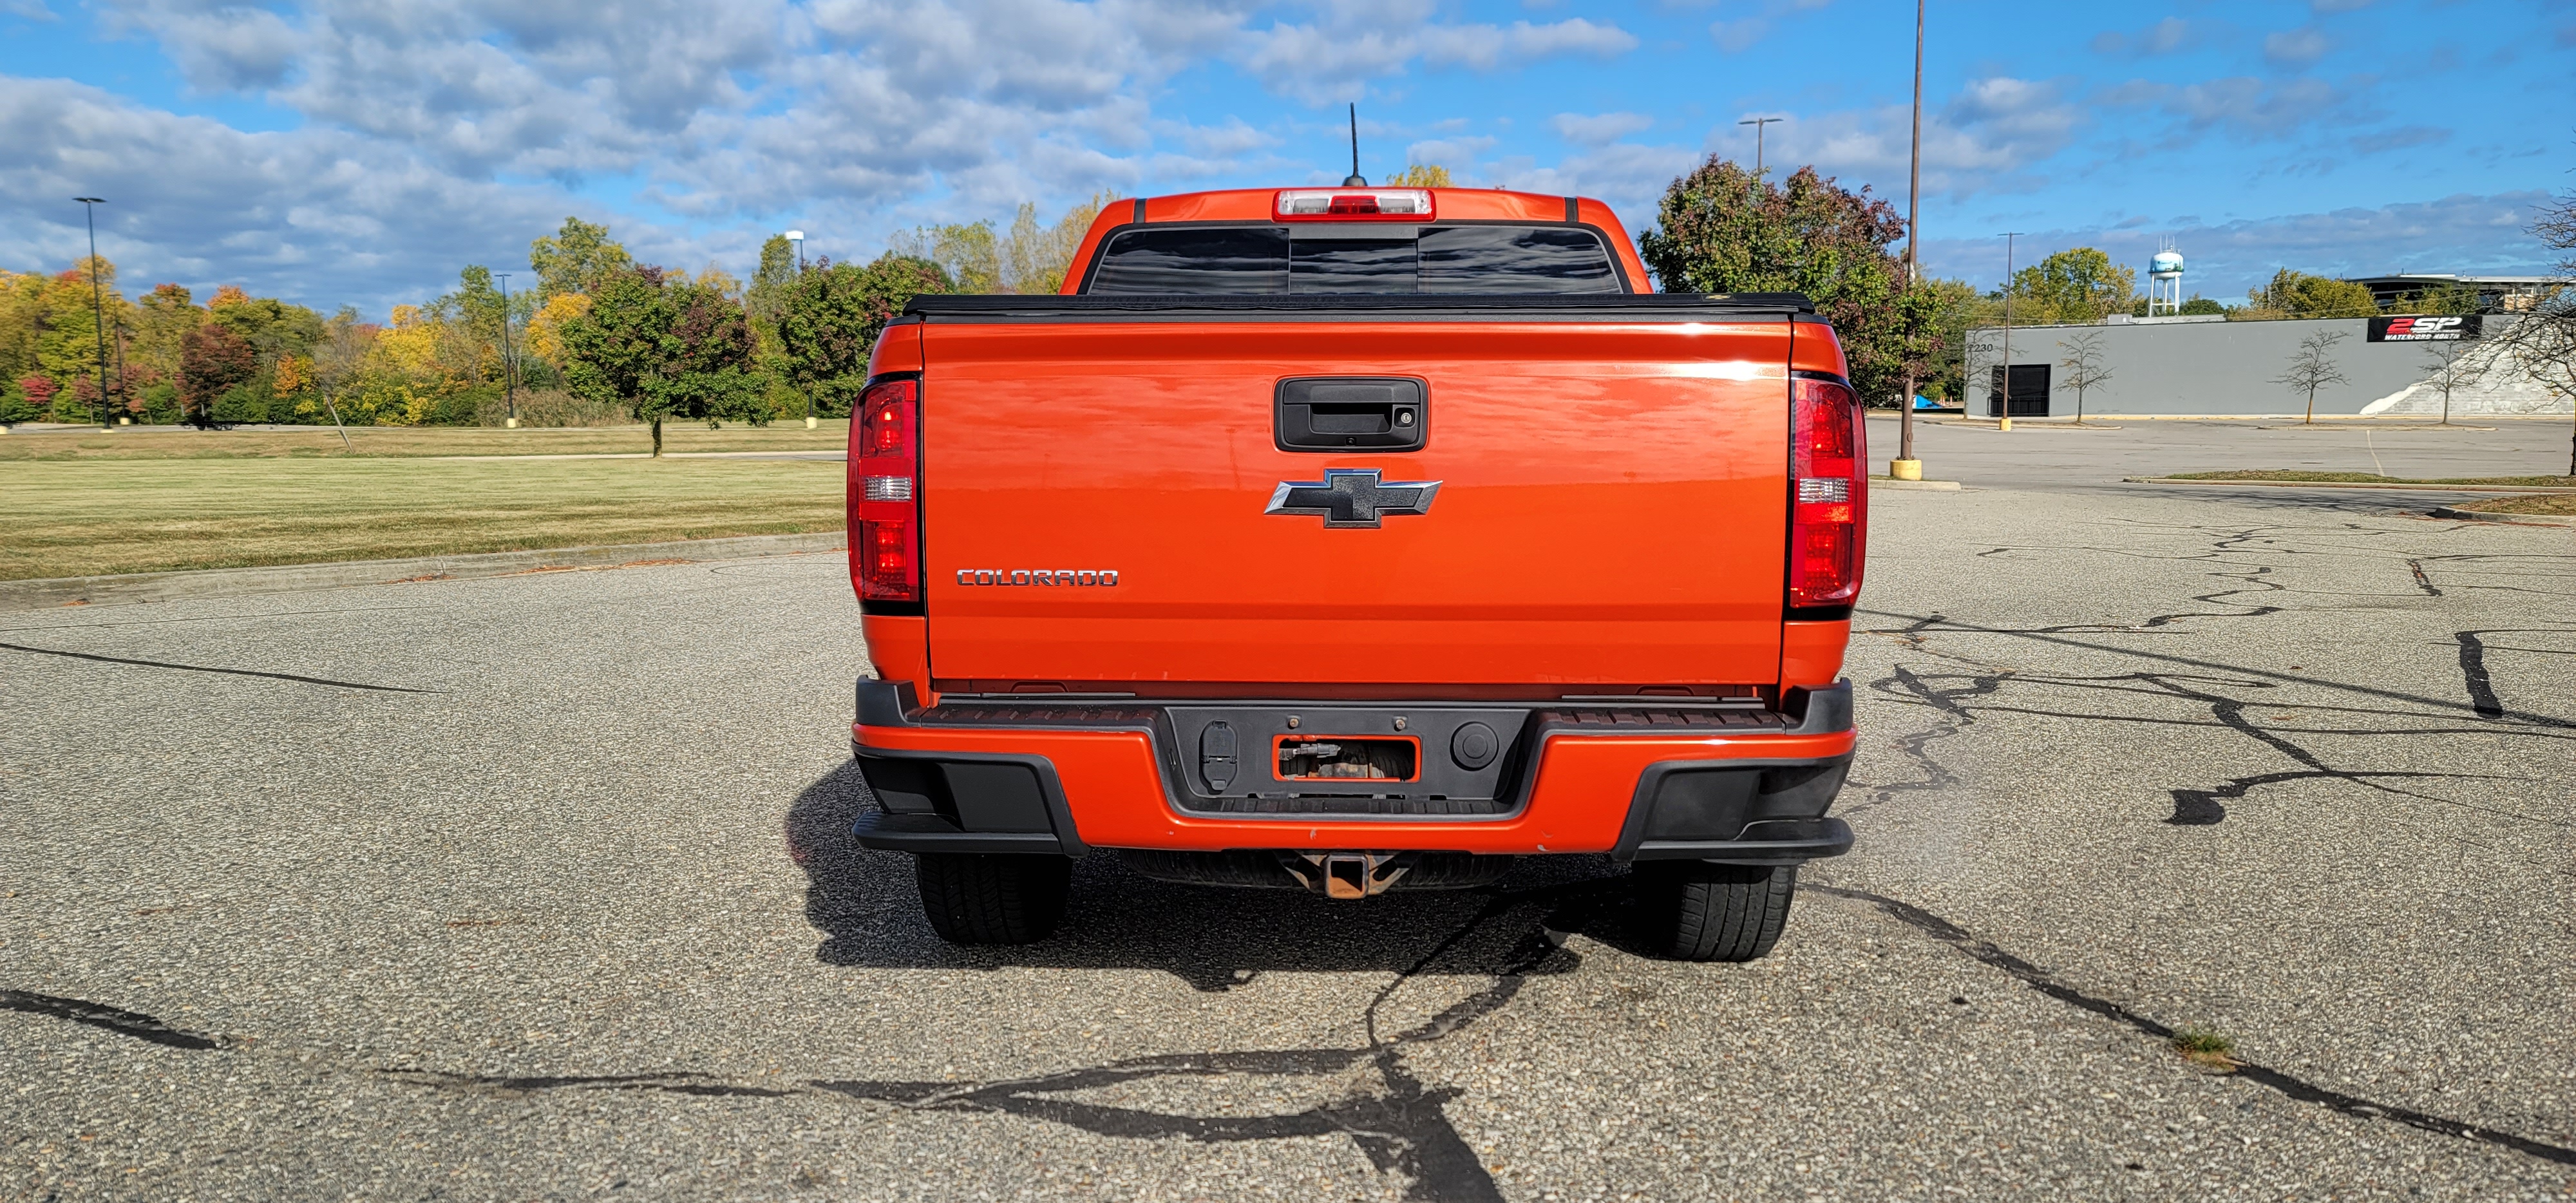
[
  {"left": 1788, "top": 376, "right": 1866, "bottom": 610},
  {"left": 849, "top": 377, "right": 920, "bottom": 605}
]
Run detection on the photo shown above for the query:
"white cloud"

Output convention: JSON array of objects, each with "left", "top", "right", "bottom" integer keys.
[
  {"left": 2110, "top": 75, "right": 2353, "bottom": 139},
  {"left": 1689, "top": 78, "right": 2086, "bottom": 202},
  {"left": 1549, "top": 111, "right": 1654, "bottom": 146},
  {"left": 2090, "top": 17, "right": 2196, "bottom": 57},
  {"left": 1237, "top": 3, "right": 1635, "bottom": 104},
  {"left": 0, "top": 77, "right": 589, "bottom": 315},
  {"left": 1710, "top": 19, "right": 1768, "bottom": 53},
  {"left": 2262, "top": 26, "right": 2330, "bottom": 67}
]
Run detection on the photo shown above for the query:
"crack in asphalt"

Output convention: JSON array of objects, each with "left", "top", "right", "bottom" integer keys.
[
  {"left": 2455, "top": 632, "right": 2506, "bottom": 719},
  {"left": 0, "top": 989, "right": 227, "bottom": 1050},
  {"left": 0, "top": 641, "right": 439, "bottom": 694},
  {"left": 1805, "top": 885, "right": 2576, "bottom": 1168},
  {"left": 2407, "top": 558, "right": 2443, "bottom": 596},
  {"left": 1855, "top": 609, "right": 2575, "bottom": 729},
  {"left": 1842, "top": 664, "right": 2003, "bottom": 819},
  {"left": 361, "top": 881, "right": 1616, "bottom": 1202}
]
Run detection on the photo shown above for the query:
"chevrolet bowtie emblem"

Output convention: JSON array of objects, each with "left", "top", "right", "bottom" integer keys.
[{"left": 1264, "top": 468, "right": 1442, "bottom": 529}]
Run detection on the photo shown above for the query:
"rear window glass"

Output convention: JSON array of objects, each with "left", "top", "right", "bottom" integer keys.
[
  {"left": 1083, "top": 223, "right": 1623, "bottom": 294},
  {"left": 1290, "top": 236, "right": 1417, "bottom": 294},
  {"left": 1417, "top": 227, "right": 1620, "bottom": 294},
  {"left": 1087, "top": 227, "right": 1288, "bottom": 294}
]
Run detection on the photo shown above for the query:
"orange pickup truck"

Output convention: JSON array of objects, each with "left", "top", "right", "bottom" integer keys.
[{"left": 846, "top": 185, "right": 1864, "bottom": 961}]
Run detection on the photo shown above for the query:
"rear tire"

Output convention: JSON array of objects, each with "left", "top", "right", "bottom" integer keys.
[
  {"left": 1632, "top": 862, "right": 1797, "bottom": 962},
  {"left": 914, "top": 853, "right": 1072, "bottom": 945}
]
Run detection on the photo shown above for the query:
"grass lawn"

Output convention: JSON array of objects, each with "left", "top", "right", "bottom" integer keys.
[
  {"left": 2457, "top": 493, "right": 2576, "bottom": 516},
  {"left": 2164, "top": 469, "right": 2576, "bottom": 487},
  {"left": 0, "top": 457, "right": 844, "bottom": 580},
  {"left": 0, "top": 421, "right": 846, "bottom": 460}
]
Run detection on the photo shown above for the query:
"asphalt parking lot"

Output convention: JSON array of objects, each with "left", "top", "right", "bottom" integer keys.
[{"left": 5, "top": 423, "right": 2572, "bottom": 1201}]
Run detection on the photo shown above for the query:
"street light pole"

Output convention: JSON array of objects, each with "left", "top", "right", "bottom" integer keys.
[
  {"left": 497, "top": 272, "right": 520, "bottom": 428},
  {"left": 1998, "top": 232, "right": 2023, "bottom": 425},
  {"left": 75, "top": 198, "right": 110, "bottom": 430},
  {"left": 1895, "top": 0, "right": 1926, "bottom": 479},
  {"left": 1738, "top": 116, "right": 1782, "bottom": 178},
  {"left": 786, "top": 231, "right": 811, "bottom": 426}
]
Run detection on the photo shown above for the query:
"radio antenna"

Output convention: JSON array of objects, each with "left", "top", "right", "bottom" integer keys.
[{"left": 1343, "top": 103, "right": 1367, "bottom": 187}]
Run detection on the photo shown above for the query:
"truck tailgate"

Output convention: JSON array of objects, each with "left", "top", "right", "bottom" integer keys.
[{"left": 918, "top": 316, "right": 1794, "bottom": 690}]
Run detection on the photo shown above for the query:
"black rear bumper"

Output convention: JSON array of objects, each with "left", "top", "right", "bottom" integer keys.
[{"left": 849, "top": 680, "right": 1857, "bottom": 866}]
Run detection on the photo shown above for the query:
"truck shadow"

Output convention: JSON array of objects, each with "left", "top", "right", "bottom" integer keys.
[{"left": 784, "top": 761, "right": 1622, "bottom": 992}]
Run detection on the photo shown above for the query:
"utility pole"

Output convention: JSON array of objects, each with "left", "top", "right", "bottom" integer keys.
[
  {"left": 75, "top": 198, "right": 110, "bottom": 430},
  {"left": 1894, "top": 0, "right": 1926, "bottom": 480},
  {"left": 497, "top": 272, "right": 520, "bottom": 428},
  {"left": 786, "top": 231, "right": 810, "bottom": 426},
  {"left": 1739, "top": 116, "right": 1782, "bottom": 178},
  {"left": 1998, "top": 232, "right": 2024, "bottom": 426}
]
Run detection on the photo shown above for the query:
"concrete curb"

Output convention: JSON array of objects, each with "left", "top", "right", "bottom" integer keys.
[
  {"left": 2430, "top": 507, "right": 2576, "bottom": 527},
  {"left": 2125, "top": 477, "right": 2576, "bottom": 493},
  {"left": 1870, "top": 477, "right": 1964, "bottom": 491},
  {"left": 0, "top": 531, "right": 848, "bottom": 612}
]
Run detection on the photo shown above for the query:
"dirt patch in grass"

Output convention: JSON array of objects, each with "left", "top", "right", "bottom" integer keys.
[
  {"left": 0, "top": 457, "right": 844, "bottom": 580},
  {"left": 2448, "top": 493, "right": 2576, "bottom": 516},
  {"left": 0, "top": 421, "right": 847, "bottom": 461},
  {"left": 2164, "top": 469, "right": 2576, "bottom": 487}
]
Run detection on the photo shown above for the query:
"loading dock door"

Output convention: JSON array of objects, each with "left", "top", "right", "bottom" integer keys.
[{"left": 1987, "top": 364, "right": 2051, "bottom": 417}]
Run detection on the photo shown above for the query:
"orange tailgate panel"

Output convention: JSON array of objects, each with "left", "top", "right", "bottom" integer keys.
[{"left": 918, "top": 321, "right": 1791, "bottom": 687}]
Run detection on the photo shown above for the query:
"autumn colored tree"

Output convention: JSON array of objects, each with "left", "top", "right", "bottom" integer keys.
[
  {"left": 180, "top": 321, "right": 257, "bottom": 426},
  {"left": 779, "top": 254, "right": 951, "bottom": 418},
  {"left": 1642, "top": 159, "right": 1942, "bottom": 407}
]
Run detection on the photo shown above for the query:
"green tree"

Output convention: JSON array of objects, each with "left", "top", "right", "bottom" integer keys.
[
  {"left": 562, "top": 267, "right": 679, "bottom": 451},
  {"left": 559, "top": 267, "right": 763, "bottom": 453},
  {"left": 889, "top": 222, "right": 1001, "bottom": 293},
  {"left": 1640, "top": 159, "right": 1940, "bottom": 406},
  {"left": 2242, "top": 270, "right": 2378, "bottom": 319},
  {"left": 2394, "top": 283, "right": 2483, "bottom": 316},
  {"left": 529, "top": 217, "right": 633, "bottom": 299},
  {"left": 2179, "top": 296, "right": 2228, "bottom": 316},
  {"left": 779, "top": 254, "right": 952, "bottom": 418},
  {"left": 2010, "top": 247, "right": 2136, "bottom": 324},
  {"left": 659, "top": 276, "right": 765, "bottom": 428},
  {"left": 746, "top": 234, "right": 797, "bottom": 344}
]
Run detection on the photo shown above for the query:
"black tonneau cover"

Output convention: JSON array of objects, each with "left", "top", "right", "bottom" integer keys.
[{"left": 898, "top": 293, "right": 1817, "bottom": 323}]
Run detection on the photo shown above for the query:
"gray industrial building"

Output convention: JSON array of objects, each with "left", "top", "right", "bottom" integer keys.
[{"left": 1961, "top": 313, "right": 2566, "bottom": 419}]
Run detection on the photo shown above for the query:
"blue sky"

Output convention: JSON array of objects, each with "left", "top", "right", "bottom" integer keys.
[{"left": 3, "top": 0, "right": 2569, "bottom": 316}]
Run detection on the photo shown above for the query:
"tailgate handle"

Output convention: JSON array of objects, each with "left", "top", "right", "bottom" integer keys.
[{"left": 1275, "top": 377, "right": 1426, "bottom": 452}]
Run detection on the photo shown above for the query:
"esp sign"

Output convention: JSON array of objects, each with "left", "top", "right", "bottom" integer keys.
[{"left": 2368, "top": 314, "right": 2482, "bottom": 342}]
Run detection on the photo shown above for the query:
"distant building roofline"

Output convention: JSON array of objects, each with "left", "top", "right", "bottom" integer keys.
[{"left": 2344, "top": 273, "right": 2554, "bottom": 286}]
